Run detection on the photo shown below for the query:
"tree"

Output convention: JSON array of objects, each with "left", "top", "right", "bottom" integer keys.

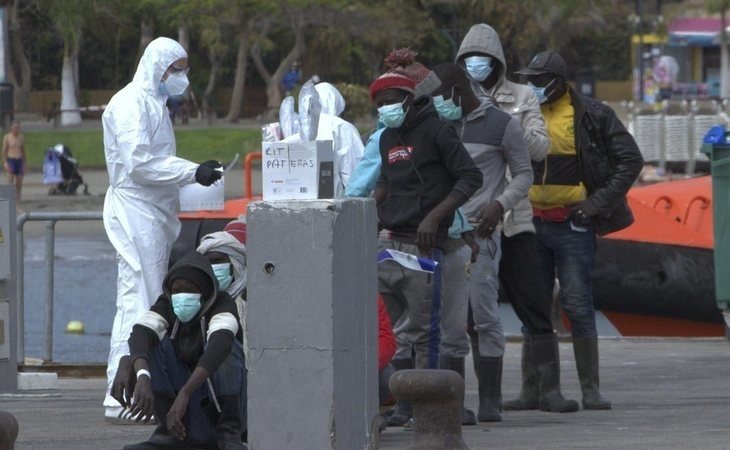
[
  {"left": 708, "top": 0, "right": 730, "bottom": 98},
  {"left": 251, "top": 11, "right": 306, "bottom": 120},
  {"left": 46, "top": 0, "right": 93, "bottom": 126},
  {"left": 6, "top": 0, "right": 32, "bottom": 111}
]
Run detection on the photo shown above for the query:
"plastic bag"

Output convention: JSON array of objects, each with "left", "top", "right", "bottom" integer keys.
[
  {"left": 261, "top": 122, "right": 283, "bottom": 142},
  {"left": 279, "top": 96, "right": 298, "bottom": 139},
  {"left": 297, "top": 77, "right": 321, "bottom": 142},
  {"left": 42, "top": 151, "right": 64, "bottom": 185}
]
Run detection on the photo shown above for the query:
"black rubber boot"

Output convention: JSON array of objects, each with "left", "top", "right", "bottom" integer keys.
[
  {"left": 532, "top": 333, "right": 579, "bottom": 413},
  {"left": 386, "top": 358, "right": 414, "bottom": 427},
  {"left": 502, "top": 337, "right": 539, "bottom": 410},
  {"left": 123, "top": 393, "right": 186, "bottom": 450},
  {"left": 439, "top": 356, "right": 477, "bottom": 425},
  {"left": 573, "top": 336, "right": 612, "bottom": 410},
  {"left": 216, "top": 395, "right": 248, "bottom": 450},
  {"left": 476, "top": 356, "right": 502, "bottom": 422}
]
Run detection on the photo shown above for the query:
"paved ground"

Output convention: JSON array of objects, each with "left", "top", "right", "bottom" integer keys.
[{"left": 2, "top": 338, "right": 729, "bottom": 450}]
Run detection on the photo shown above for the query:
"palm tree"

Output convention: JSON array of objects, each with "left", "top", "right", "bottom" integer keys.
[{"left": 46, "top": 0, "right": 92, "bottom": 126}]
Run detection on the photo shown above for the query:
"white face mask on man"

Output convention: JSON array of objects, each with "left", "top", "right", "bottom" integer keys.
[{"left": 160, "top": 72, "right": 189, "bottom": 97}]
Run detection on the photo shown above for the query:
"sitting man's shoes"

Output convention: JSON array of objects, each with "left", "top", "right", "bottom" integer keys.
[{"left": 104, "top": 406, "right": 156, "bottom": 425}]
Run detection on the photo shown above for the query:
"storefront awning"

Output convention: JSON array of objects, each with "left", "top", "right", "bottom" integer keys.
[{"left": 668, "top": 17, "right": 727, "bottom": 47}]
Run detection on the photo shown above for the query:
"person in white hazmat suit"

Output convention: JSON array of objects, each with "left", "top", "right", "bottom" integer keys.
[
  {"left": 102, "top": 36, "right": 223, "bottom": 422},
  {"left": 282, "top": 81, "right": 364, "bottom": 197},
  {"left": 314, "top": 82, "right": 364, "bottom": 197}
]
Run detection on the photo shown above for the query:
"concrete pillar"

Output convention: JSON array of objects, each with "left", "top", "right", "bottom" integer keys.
[
  {"left": 0, "top": 186, "right": 17, "bottom": 393},
  {"left": 247, "top": 199, "right": 378, "bottom": 450}
]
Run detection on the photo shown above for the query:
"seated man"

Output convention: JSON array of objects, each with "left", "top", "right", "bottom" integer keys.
[
  {"left": 112, "top": 251, "right": 246, "bottom": 450},
  {"left": 197, "top": 226, "right": 248, "bottom": 442}
]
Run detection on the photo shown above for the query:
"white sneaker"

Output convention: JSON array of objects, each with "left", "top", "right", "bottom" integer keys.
[{"left": 104, "top": 406, "right": 156, "bottom": 425}]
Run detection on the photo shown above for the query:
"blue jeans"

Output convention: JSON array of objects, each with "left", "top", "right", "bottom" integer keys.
[
  {"left": 534, "top": 219, "right": 597, "bottom": 337},
  {"left": 150, "top": 337, "right": 245, "bottom": 447}
]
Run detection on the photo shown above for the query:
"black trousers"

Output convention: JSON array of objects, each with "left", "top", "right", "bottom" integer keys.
[{"left": 498, "top": 231, "right": 554, "bottom": 335}]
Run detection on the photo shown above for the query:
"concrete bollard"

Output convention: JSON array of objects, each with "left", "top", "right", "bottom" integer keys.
[
  {"left": 0, "top": 410, "right": 19, "bottom": 450},
  {"left": 389, "top": 369, "right": 470, "bottom": 450},
  {"left": 247, "top": 199, "right": 379, "bottom": 450}
]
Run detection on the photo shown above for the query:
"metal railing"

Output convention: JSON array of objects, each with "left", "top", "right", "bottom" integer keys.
[
  {"left": 16, "top": 211, "right": 104, "bottom": 363},
  {"left": 624, "top": 99, "right": 729, "bottom": 175}
]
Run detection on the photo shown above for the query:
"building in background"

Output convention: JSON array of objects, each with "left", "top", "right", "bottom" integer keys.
[{"left": 664, "top": 17, "right": 729, "bottom": 99}]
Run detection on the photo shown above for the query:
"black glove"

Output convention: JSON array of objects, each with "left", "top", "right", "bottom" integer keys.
[
  {"left": 569, "top": 200, "right": 598, "bottom": 227},
  {"left": 195, "top": 160, "right": 223, "bottom": 186}
]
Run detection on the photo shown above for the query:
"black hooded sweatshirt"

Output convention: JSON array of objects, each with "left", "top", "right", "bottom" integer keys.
[
  {"left": 375, "top": 96, "right": 483, "bottom": 243},
  {"left": 128, "top": 251, "right": 242, "bottom": 374}
]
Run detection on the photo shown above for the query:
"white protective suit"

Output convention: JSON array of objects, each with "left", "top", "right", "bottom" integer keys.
[
  {"left": 314, "top": 83, "right": 364, "bottom": 197},
  {"left": 283, "top": 82, "right": 364, "bottom": 197},
  {"left": 101, "top": 37, "right": 199, "bottom": 410}
]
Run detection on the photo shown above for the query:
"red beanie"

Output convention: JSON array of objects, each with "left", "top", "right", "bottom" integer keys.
[
  {"left": 384, "top": 48, "right": 431, "bottom": 84},
  {"left": 224, "top": 220, "right": 247, "bottom": 244},
  {"left": 369, "top": 70, "right": 416, "bottom": 100}
]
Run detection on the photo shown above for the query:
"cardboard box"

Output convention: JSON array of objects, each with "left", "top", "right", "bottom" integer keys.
[
  {"left": 262, "top": 140, "right": 334, "bottom": 200},
  {"left": 179, "top": 177, "right": 225, "bottom": 211}
]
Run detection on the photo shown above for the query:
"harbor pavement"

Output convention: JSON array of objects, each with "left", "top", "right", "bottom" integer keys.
[{"left": 2, "top": 338, "right": 728, "bottom": 449}]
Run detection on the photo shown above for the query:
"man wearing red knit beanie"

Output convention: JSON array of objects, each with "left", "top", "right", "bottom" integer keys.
[{"left": 370, "top": 67, "right": 482, "bottom": 405}]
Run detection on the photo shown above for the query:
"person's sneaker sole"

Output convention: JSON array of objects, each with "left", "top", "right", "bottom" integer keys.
[{"left": 104, "top": 407, "right": 157, "bottom": 426}]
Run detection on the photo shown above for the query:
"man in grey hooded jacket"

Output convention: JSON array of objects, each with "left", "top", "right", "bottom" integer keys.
[
  {"left": 430, "top": 63, "right": 532, "bottom": 423},
  {"left": 456, "top": 23, "right": 579, "bottom": 417}
]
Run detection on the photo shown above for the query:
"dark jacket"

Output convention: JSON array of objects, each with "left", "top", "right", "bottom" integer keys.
[
  {"left": 571, "top": 88, "right": 643, "bottom": 236},
  {"left": 129, "top": 251, "right": 242, "bottom": 374},
  {"left": 375, "top": 96, "right": 483, "bottom": 242}
]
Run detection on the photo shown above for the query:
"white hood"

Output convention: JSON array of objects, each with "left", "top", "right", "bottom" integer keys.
[
  {"left": 315, "top": 82, "right": 346, "bottom": 117},
  {"left": 132, "top": 37, "right": 188, "bottom": 97}
]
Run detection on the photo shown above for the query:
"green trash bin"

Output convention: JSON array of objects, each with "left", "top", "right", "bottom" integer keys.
[{"left": 702, "top": 142, "right": 730, "bottom": 320}]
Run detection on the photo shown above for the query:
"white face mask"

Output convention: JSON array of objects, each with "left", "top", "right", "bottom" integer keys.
[{"left": 160, "top": 72, "right": 189, "bottom": 97}]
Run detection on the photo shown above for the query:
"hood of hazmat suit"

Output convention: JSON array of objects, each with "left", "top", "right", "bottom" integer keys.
[
  {"left": 101, "top": 37, "right": 199, "bottom": 408},
  {"left": 315, "top": 82, "right": 345, "bottom": 117}
]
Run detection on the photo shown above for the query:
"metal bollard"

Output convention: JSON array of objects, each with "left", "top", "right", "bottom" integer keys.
[
  {"left": 0, "top": 410, "right": 19, "bottom": 450},
  {"left": 389, "top": 369, "right": 470, "bottom": 450}
]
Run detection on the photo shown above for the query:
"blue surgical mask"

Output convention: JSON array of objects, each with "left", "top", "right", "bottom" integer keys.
[
  {"left": 212, "top": 263, "right": 233, "bottom": 291},
  {"left": 377, "top": 100, "right": 408, "bottom": 129},
  {"left": 528, "top": 82, "right": 548, "bottom": 104},
  {"left": 433, "top": 88, "right": 463, "bottom": 121},
  {"left": 171, "top": 292, "right": 202, "bottom": 323},
  {"left": 159, "top": 73, "right": 189, "bottom": 97},
  {"left": 528, "top": 79, "right": 557, "bottom": 104},
  {"left": 464, "top": 56, "right": 493, "bottom": 82}
]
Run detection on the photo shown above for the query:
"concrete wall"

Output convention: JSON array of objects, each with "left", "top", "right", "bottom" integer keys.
[
  {"left": 246, "top": 198, "right": 378, "bottom": 450},
  {"left": 23, "top": 81, "right": 634, "bottom": 117},
  {"left": 26, "top": 86, "right": 270, "bottom": 118}
]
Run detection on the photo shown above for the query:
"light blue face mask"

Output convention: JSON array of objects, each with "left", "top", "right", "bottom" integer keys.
[
  {"left": 212, "top": 263, "right": 233, "bottom": 291},
  {"left": 159, "top": 73, "right": 190, "bottom": 97},
  {"left": 464, "top": 56, "right": 494, "bottom": 82},
  {"left": 433, "top": 88, "right": 463, "bottom": 121},
  {"left": 377, "top": 100, "right": 408, "bottom": 129},
  {"left": 528, "top": 79, "right": 557, "bottom": 104},
  {"left": 171, "top": 292, "right": 202, "bottom": 323}
]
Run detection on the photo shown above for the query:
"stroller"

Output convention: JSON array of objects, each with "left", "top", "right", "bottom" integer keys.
[{"left": 43, "top": 143, "right": 89, "bottom": 195}]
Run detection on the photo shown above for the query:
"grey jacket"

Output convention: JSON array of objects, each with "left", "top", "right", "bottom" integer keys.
[
  {"left": 457, "top": 23, "right": 550, "bottom": 236},
  {"left": 459, "top": 99, "right": 532, "bottom": 225}
]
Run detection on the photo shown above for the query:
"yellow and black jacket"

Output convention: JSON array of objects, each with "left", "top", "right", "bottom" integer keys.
[{"left": 531, "top": 87, "right": 643, "bottom": 236}]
